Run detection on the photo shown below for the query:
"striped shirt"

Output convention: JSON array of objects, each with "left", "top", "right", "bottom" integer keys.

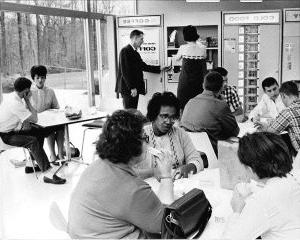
[
  {"left": 269, "top": 100, "right": 300, "bottom": 151},
  {"left": 222, "top": 86, "right": 242, "bottom": 112}
]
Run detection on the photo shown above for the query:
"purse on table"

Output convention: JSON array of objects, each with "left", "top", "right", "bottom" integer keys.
[{"left": 161, "top": 188, "right": 212, "bottom": 239}]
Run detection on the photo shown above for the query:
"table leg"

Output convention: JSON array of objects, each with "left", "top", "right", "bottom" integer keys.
[
  {"left": 53, "top": 124, "right": 70, "bottom": 175},
  {"left": 64, "top": 125, "right": 71, "bottom": 160}
]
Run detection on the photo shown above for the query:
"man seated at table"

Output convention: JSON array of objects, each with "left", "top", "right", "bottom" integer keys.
[
  {"left": 30, "top": 65, "right": 64, "bottom": 163},
  {"left": 0, "top": 77, "right": 66, "bottom": 184},
  {"left": 255, "top": 81, "right": 300, "bottom": 157},
  {"left": 180, "top": 71, "right": 240, "bottom": 156},
  {"left": 213, "top": 67, "right": 243, "bottom": 117},
  {"left": 248, "top": 77, "right": 285, "bottom": 121}
]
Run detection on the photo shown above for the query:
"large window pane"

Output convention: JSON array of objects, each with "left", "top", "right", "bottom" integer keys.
[{"left": 0, "top": 11, "right": 91, "bottom": 108}]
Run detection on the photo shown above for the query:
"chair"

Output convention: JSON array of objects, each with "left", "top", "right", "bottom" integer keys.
[
  {"left": 187, "top": 132, "right": 218, "bottom": 169},
  {"left": 49, "top": 201, "right": 69, "bottom": 235},
  {"left": 80, "top": 118, "right": 106, "bottom": 162},
  {"left": 0, "top": 137, "right": 38, "bottom": 179},
  {"left": 293, "top": 151, "right": 300, "bottom": 170}
]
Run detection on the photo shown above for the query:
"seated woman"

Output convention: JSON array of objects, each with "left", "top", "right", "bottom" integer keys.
[
  {"left": 223, "top": 132, "right": 300, "bottom": 240},
  {"left": 68, "top": 110, "right": 174, "bottom": 239},
  {"left": 135, "top": 92, "right": 204, "bottom": 179}
]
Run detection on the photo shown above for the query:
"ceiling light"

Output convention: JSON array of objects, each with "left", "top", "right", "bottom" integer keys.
[
  {"left": 240, "top": 0, "right": 263, "bottom": 2},
  {"left": 186, "top": 0, "right": 220, "bottom": 2}
]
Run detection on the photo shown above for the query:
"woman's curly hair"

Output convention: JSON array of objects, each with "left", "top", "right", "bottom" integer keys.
[
  {"left": 96, "top": 110, "right": 146, "bottom": 164},
  {"left": 146, "top": 92, "right": 180, "bottom": 122},
  {"left": 238, "top": 132, "right": 293, "bottom": 179}
]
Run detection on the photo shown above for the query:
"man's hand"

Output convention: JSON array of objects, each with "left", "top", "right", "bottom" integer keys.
[
  {"left": 253, "top": 120, "right": 268, "bottom": 131},
  {"left": 20, "top": 121, "right": 32, "bottom": 131},
  {"left": 24, "top": 91, "right": 32, "bottom": 102},
  {"left": 131, "top": 88, "right": 137, "bottom": 97},
  {"left": 231, "top": 188, "right": 246, "bottom": 213},
  {"left": 160, "top": 65, "right": 172, "bottom": 72}
]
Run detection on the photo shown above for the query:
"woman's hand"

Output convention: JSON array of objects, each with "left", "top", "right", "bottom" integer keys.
[
  {"left": 177, "top": 163, "right": 197, "bottom": 179},
  {"left": 230, "top": 188, "right": 246, "bottom": 213}
]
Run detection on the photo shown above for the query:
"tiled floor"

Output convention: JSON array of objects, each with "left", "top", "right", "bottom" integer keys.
[{"left": 0, "top": 123, "right": 102, "bottom": 239}]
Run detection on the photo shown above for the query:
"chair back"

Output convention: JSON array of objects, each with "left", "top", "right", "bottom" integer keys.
[
  {"left": 293, "top": 151, "right": 300, "bottom": 170},
  {"left": 187, "top": 132, "right": 218, "bottom": 169},
  {"left": 49, "top": 202, "right": 68, "bottom": 233}
]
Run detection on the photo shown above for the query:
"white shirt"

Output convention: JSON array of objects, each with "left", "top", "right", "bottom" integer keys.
[
  {"left": 175, "top": 41, "right": 206, "bottom": 61},
  {"left": 248, "top": 94, "right": 285, "bottom": 120},
  {"left": 223, "top": 173, "right": 300, "bottom": 240},
  {"left": 0, "top": 92, "right": 31, "bottom": 132}
]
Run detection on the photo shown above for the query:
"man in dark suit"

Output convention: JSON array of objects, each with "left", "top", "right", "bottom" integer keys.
[{"left": 116, "top": 29, "right": 166, "bottom": 109}]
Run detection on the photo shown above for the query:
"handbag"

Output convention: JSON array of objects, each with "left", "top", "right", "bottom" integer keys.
[
  {"left": 161, "top": 188, "right": 212, "bottom": 239},
  {"left": 62, "top": 142, "right": 80, "bottom": 158}
]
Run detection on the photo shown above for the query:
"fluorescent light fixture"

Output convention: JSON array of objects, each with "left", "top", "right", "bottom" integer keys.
[
  {"left": 240, "top": 0, "right": 263, "bottom": 2},
  {"left": 186, "top": 0, "right": 220, "bottom": 2}
]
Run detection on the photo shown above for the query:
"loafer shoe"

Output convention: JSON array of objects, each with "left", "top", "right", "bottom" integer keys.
[
  {"left": 50, "top": 159, "right": 67, "bottom": 166},
  {"left": 25, "top": 166, "right": 41, "bottom": 174},
  {"left": 43, "top": 174, "right": 66, "bottom": 185}
]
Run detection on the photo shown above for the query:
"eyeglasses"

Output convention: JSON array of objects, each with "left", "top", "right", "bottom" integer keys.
[
  {"left": 158, "top": 114, "right": 177, "bottom": 122},
  {"left": 141, "top": 133, "right": 149, "bottom": 143}
]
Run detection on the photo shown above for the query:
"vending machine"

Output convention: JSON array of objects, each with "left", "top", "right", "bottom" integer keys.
[
  {"left": 282, "top": 8, "right": 300, "bottom": 83},
  {"left": 116, "top": 15, "right": 164, "bottom": 113},
  {"left": 222, "top": 10, "right": 282, "bottom": 116}
]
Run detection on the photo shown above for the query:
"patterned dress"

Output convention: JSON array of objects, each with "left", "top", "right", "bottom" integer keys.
[{"left": 176, "top": 42, "right": 207, "bottom": 110}]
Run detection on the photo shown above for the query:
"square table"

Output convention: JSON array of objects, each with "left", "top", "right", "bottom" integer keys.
[{"left": 36, "top": 109, "right": 107, "bottom": 174}]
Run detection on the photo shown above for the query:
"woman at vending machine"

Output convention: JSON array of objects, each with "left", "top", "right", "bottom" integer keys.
[{"left": 175, "top": 25, "right": 207, "bottom": 111}]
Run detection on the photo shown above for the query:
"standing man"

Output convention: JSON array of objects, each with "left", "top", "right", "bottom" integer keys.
[{"left": 116, "top": 29, "right": 167, "bottom": 109}]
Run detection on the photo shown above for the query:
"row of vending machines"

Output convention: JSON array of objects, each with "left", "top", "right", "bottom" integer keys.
[{"left": 116, "top": 9, "right": 300, "bottom": 114}]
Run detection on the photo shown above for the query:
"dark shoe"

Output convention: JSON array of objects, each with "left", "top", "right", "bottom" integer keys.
[
  {"left": 25, "top": 165, "right": 41, "bottom": 174},
  {"left": 50, "top": 160, "right": 67, "bottom": 166},
  {"left": 43, "top": 174, "right": 66, "bottom": 185},
  {"left": 50, "top": 156, "right": 67, "bottom": 166}
]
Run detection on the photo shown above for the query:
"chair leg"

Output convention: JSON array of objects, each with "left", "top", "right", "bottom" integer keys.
[
  {"left": 80, "top": 127, "right": 94, "bottom": 161},
  {"left": 80, "top": 128, "right": 89, "bottom": 160},
  {"left": 25, "top": 148, "right": 38, "bottom": 179}
]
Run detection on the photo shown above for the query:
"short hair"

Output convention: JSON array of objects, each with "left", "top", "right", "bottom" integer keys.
[
  {"left": 14, "top": 77, "right": 32, "bottom": 92},
  {"left": 183, "top": 25, "right": 199, "bottom": 42},
  {"left": 96, "top": 110, "right": 145, "bottom": 164},
  {"left": 130, "top": 29, "right": 144, "bottom": 39},
  {"left": 147, "top": 92, "right": 180, "bottom": 122},
  {"left": 238, "top": 132, "right": 293, "bottom": 179},
  {"left": 30, "top": 65, "right": 47, "bottom": 79},
  {"left": 213, "top": 67, "right": 228, "bottom": 77},
  {"left": 262, "top": 77, "right": 278, "bottom": 91},
  {"left": 279, "top": 81, "right": 299, "bottom": 97},
  {"left": 203, "top": 71, "right": 223, "bottom": 93}
]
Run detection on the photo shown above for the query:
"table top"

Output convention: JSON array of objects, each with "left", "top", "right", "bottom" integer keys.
[
  {"left": 145, "top": 169, "right": 233, "bottom": 239},
  {"left": 237, "top": 121, "right": 257, "bottom": 138},
  {"left": 37, "top": 109, "right": 107, "bottom": 128}
]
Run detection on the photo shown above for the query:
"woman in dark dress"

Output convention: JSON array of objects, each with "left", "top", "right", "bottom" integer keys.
[{"left": 176, "top": 25, "right": 207, "bottom": 110}]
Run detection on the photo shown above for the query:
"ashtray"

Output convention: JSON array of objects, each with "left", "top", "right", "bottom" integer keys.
[{"left": 65, "top": 110, "right": 82, "bottom": 120}]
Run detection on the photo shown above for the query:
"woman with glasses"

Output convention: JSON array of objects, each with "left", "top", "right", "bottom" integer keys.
[
  {"left": 135, "top": 92, "right": 204, "bottom": 180},
  {"left": 68, "top": 110, "right": 174, "bottom": 239}
]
